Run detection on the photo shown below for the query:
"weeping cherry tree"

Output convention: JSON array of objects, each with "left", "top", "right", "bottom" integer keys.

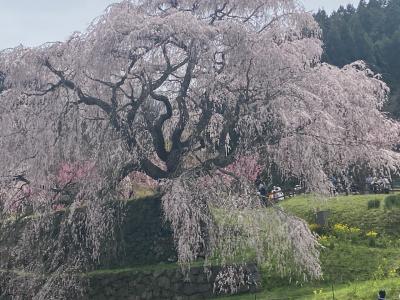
[{"left": 0, "top": 0, "right": 400, "bottom": 297}]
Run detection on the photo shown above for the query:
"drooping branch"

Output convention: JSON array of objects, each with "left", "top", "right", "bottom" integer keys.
[
  {"left": 151, "top": 45, "right": 189, "bottom": 90},
  {"left": 148, "top": 91, "right": 172, "bottom": 161},
  {"left": 44, "top": 60, "right": 113, "bottom": 114},
  {"left": 117, "top": 154, "right": 169, "bottom": 183},
  {"left": 181, "top": 92, "right": 213, "bottom": 151},
  {"left": 170, "top": 48, "right": 196, "bottom": 151}
]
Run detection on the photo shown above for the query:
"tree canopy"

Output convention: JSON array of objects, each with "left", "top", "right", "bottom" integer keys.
[{"left": 0, "top": 0, "right": 400, "bottom": 297}]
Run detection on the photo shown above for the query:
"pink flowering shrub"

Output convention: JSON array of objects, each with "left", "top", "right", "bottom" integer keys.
[
  {"left": 42, "top": 161, "right": 98, "bottom": 209},
  {"left": 194, "top": 155, "right": 262, "bottom": 195},
  {"left": 219, "top": 155, "right": 262, "bottom": 183},
  {"left": 57, "top": 161, "right": 96, "bottom": 185}
]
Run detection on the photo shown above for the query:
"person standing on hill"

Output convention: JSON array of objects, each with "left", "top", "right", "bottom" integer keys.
[
  {"left": 258, "top": 183, "right": 267, "bottom": 206},
  {"left": 377, "top": 290, "right": 386, "bottom": 300}
]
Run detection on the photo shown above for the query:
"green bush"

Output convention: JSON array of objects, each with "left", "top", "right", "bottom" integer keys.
[
  {"left": 384, "top": 195, "right": 400, "bottom": 210},
  {"left": 367, "top": 199, "right": 381, "bottom": 209},
  {"left": 308, "top": 223, "right": 329, "bottom": 236}
]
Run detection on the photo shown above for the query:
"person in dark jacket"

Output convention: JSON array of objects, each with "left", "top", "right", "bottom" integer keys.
[
  {"left": 377, "top": 290, "right": 386, "bottom": 300},
  {"left": 258, "top": 183, "right": 267, "bottom": 206}
]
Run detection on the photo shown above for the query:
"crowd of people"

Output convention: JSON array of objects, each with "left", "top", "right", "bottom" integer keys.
[
  {"left": 329, "top": 175, "right": 392, "bottom": 196},
  {"left": 257, "top": 183, "right": 302, "bottom": 206},
  {"left": 257, "top": 175, "right": 394, "bottom": 206},
  {"left": 366, "top": 176, "right": 391, "bottom": 194}
]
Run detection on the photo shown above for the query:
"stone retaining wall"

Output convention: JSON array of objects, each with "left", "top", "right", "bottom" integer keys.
[
  {"left": 0, "top": 196, "right": 260, "bottom": 299},
  {"left": 0, "top": 196, "right": 175, "bottom": 271},
  {"left": 87, "top": 264, "right": 260, "bottom": 300}
]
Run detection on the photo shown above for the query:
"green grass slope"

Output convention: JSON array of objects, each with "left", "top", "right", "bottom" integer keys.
[
  {"left": 281, "top": 194, "right": 400, "bottom": 237},
  {"left": 214, "top": 194, "right": 400, "bottom": 300},
  {"left": 217, "top": 278, "right": 400, "bottom": 300}
]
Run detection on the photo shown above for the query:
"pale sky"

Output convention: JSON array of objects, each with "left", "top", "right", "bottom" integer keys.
[{"left": 0, "top": 0, "right": 361, "bottom": 50}]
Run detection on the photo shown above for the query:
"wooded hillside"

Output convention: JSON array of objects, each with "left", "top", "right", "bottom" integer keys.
[{"left": 314, "top": 0, "right": 400, "bottom": 118}]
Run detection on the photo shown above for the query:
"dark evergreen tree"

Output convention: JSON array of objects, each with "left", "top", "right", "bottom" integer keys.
[{"left": 314, "top": 0, "right": 400, "bottom": 118}]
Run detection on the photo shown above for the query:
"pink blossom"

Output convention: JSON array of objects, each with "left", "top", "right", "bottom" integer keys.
[
  {"left": 222, "top": 155, "right": 262, "bottom": 182},
  {"left": 57, "top": 161, "right": 96, "bottom": 185}
]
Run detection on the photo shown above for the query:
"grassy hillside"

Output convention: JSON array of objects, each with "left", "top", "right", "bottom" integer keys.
[
  {"left": 281, "top": 194, "right": 400, "bottom": 237},
  {"left": 215, "top": 193, "right": 400, "bottom": 300},
  {"left": 217, "top": 278, "right": 400, "bottom": 300}
]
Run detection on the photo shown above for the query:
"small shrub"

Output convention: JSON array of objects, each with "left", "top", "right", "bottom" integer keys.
[
  {"left": 333, "top": 223, "right": 349, "bottom": 234},
  {"left": 318, "top": 235, "right": 329, "bottom": 245},
  {"left": 366, "top": 230, "right": 378, "bottom": 247},
  {"left": 366, "top": 230, "right": 378, "bottom": 238},
  {"left": 309, "top": 223, "right": 320, "bottom": 232},
  {"left": 333, "top": 223, "right": 351, "bottom": 238},
  {"left": 333, "top": 223, "right": 361, "bottom": 241},
  {"left": 349, "top": 226, "right": 361, "bottom": 242},
  {"left": 349, "top": 227, "right": 361, "bottom": 235},
  {"left": 384, "top": 194, "right": 400, "bottom": 210},
  {"left": 318, "top": 235, "right": 336, "bottom": 249},
  {"left": 308, "top": 223, "right": 328, "bottom": 235},
  {"left": 367, "top": 199, "right": 380, "bottom": 209}
]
